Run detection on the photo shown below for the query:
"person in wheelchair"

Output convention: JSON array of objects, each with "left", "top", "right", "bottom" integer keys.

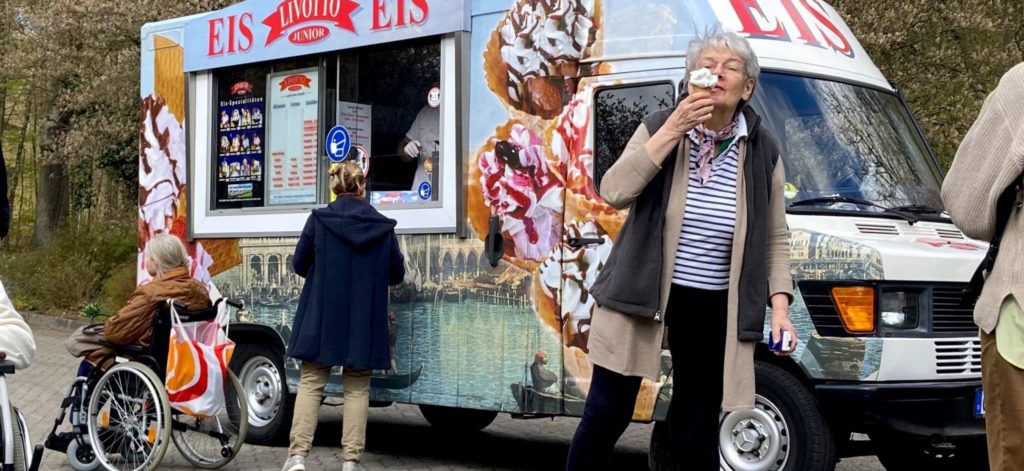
[
  {"left": 70, "top": 234, "right": 211, "bottom": 376},
  {"left": 51, "top": 234, "right": 216, "bottom": 471}
]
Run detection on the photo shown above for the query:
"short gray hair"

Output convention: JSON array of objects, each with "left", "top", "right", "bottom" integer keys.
[
  {"left": 147, "top": 234, "right": 190, "bottom": 276},
  {"left": 685, "top": 31, "right": 760, "bottom": 85}
]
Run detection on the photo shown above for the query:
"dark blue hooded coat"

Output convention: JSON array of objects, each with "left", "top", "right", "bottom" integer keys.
[{"left": 287, "top": 197, "right": 405, "bottom": 369}]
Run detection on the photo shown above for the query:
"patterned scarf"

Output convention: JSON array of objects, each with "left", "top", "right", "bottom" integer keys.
[{"left": 693, "top": 118, "right": 740, "bottom": 185}]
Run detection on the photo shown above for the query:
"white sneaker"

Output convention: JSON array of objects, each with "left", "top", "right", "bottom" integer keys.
[
  {"left": 281, "top": 455, "right": 305, "bottom": 471},
  {"left": 342, "top": 460, "right": 365, "bottom": 471}
]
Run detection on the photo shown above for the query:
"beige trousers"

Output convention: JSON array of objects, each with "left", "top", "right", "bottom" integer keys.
[
  {"left": 981, "top": 329, "right": 1024, "bottom": 471},
  {"left": 288, "top": 361, "right": 371, "bottom": 462}
]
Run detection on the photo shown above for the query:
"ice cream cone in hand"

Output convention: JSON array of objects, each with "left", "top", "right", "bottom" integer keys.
[{"left": 687, "top": 67, "right": 718, "bottom": 95}]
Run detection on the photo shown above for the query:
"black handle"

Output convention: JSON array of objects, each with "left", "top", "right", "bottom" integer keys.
[
  {"left": 567, "top": 237, "right": 605, "bottom": 248},
  {"left": 485, "top": 215, "right": 505, "bottom": 267}
]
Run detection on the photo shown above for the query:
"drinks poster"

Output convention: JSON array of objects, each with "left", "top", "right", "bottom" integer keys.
[
  {"left": 215, "top": 80, "right": 265, "bottom": 208},
  {"left": 267, "top": 68, "right": 320, "bottom": 206}
]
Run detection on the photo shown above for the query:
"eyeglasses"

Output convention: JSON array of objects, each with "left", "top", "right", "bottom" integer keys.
[{"left": 697, "top": 60, "right": 745, "bottom": 76}]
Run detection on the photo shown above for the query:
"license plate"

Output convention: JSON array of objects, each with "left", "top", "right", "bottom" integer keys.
[{"left": 975, "top": 388, "right": 985, "bottom": 417}]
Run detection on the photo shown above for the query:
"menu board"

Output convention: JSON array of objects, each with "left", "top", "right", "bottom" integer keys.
[
  {"left": 337, "top": 101, "right": 372, "bottom": 158},
  {"left": 267, "top": 68, "right": 320, "bottom": 206},
  {"left": 214, "top": 80, "right": 265, "bottom": 208}
]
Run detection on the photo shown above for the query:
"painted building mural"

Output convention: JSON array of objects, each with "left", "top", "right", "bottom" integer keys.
[{"left": 138, "top": 0, "right": 907, "bottom": 423}]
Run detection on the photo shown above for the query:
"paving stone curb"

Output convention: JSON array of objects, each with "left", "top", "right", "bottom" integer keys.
[{"left": 21, "top": 311, "right": 87, "bottom": 332}]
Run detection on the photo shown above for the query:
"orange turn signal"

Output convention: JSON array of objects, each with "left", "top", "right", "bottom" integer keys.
[{"left": 831, "top": 286, "right": 875, "bottom": 333}]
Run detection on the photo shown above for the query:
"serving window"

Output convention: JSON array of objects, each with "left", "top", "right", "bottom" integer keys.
[
  {"left": 332, "top": 37, "right": 442, "bottom": 207},
  {"left": 189, "top": 35, "right": 462, "bottom": 237}
]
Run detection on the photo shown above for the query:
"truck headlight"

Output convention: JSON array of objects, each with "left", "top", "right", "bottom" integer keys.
[{"left": 879, "top": 290, "right": 921, "bottom": 329}]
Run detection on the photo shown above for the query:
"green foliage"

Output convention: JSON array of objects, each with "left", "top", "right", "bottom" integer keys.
[
  {"left": 831, "top": 0, "right": 1024, "bottom": 170},
  {"left": 0, "top": 222, "right": 136, "bottom": 313},
  {"left": 98, "top": 261, "right": 137, "bottom": 317}
]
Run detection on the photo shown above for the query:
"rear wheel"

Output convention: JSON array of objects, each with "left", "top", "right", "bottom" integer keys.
[
  {"left": 10, "top": 407, "right": 27, "bottom": 471},
  {"left": 418, "top": 405, "right": 498, "bottom": 433},
  {"left": 87, "top": 362, "right": 171, "bottom": 471},
  {"left": 171, "top": 371, "right": 248, "bottom": 468},
  {"left": 231, "top": 343, "right": 293, "bottom": 445}
]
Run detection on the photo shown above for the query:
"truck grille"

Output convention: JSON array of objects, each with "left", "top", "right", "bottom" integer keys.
[
  {"left": 935, "top": 339, "right": 982, "bottom": 375},
  {"left": 931, "top": 286, "right": 977, "bottom": 334}
]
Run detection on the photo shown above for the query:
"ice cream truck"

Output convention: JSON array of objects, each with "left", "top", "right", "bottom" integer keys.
[{"left": 139, "top": 0, "right": 987, "bottom": 469}]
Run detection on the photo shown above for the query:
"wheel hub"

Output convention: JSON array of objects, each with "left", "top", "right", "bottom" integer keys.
[
  {"left": 719, "top": 395, "right": 789, "bottom": 471},
  {"left": 241, "top": 358, "right": 283, "bottom": 427},
  {"left": 731, "top": 420, "right": 769, "bottom": 453}
]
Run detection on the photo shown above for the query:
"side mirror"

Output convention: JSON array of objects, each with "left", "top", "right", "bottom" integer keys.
[{"left": 484, "top": 215, "right": 504, "bottom": 267}]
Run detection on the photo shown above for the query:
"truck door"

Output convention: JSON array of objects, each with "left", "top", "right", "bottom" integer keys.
[{"left": 556, "top": 75, "right": 676, "bottom": 419}]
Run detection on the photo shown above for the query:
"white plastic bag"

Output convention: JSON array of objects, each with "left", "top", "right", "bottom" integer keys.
[{"left": 164, "top": 300, "right": 235, "bottom": 417}]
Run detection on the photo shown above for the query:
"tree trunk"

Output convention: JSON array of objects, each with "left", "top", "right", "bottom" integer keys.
[
  {"left": 31, "top": 161, "right": 68, "bottom": 246},
  {"left": 31, "top": 104, "right": 70, "bottom": 247}
]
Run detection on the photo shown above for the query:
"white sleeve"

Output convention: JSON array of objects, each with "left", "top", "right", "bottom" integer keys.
[{"left": 0, "top": 282, "right": 36, "bottom": 369}]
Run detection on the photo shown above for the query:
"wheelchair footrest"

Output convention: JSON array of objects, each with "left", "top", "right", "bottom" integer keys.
[{"left": 44, "top": 431, "right": 75, "bottom": 453}]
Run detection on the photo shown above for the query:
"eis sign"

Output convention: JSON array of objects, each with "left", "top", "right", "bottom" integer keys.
[
  {"left": 207, "top": 0, "right": 431, "bottom": 57},
  {"left": 724, "top": 0, "right": 854, "bottom": 57}
]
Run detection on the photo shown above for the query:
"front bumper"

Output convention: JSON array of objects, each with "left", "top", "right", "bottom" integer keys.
[{"left": 815, "top": 380, "right": 985, "bottom": 438}]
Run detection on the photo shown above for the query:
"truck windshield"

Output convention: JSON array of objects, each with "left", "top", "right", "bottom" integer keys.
[{"left": 749, "top": 73, "right": 945, "bottom": 216}]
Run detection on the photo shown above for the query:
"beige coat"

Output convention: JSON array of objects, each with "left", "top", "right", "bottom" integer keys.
[
  {"left": 587, "top": 123, "right": 793, "bottom": 411},
  {"left": 942, "top": 63, "right": 1024, "bottom": 334}
]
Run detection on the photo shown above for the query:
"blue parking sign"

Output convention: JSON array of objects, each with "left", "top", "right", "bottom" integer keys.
[{"left": 326, "top": 126, "right": 351, "bottom": 163}]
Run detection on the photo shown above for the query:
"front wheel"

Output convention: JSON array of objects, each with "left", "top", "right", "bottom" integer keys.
[
  {"left": 648, "top": 362, "right": 837, "bottom": 471},
  {"left": 66, "top": 438, "right": 100, "bottom": 471},
  {"left": 418, "top": 405, "right": 498, "bottom": 433},
  {"left": 231, "top": 343, "right": 293, "bottom": 445}
]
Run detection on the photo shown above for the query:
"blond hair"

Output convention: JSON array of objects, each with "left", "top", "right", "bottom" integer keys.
[
  {"left": 329, "top": 161, "right": 366, "bottom": 197},
  {"left": 147, "top": 234, "right": 190, "bottom": 276}
]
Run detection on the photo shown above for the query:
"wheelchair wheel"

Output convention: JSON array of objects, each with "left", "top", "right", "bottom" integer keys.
[
  {"left": 171, "top": 370, "right": 248, "bottom": 468},
  {"left": 87, "top": 362, "right": 171, "bottom": 471},
  {"left": 10, "top": 407, "right": 28, "bottom": 471},
  {"left": 66, "top": 438, "right": 100, "bottom": 471}
]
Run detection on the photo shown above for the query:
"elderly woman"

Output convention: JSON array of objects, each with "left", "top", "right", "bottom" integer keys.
[
  {"left": 70, "top": 234, "right": 210, "bottom": 373},
  {"left": 565, "top": 31, "right": 797, "bottom": 470}
]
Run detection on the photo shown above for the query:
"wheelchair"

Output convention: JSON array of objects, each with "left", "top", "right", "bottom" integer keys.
[
  {"left": 0, "top": 357, "right": 44, "bottom": 471},
  {"left": 44, "top": 298, "right": 248, "bottom": 471}
]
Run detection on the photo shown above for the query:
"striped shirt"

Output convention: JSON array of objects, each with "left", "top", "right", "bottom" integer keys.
[{"left": 673, "top": 114, "right": 748, "bottom": 290}]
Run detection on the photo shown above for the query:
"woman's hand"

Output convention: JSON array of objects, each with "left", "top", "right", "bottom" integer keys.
[
  {"left": 665, "top": 92, "right": 715, "bottom": 137},
  {"left": 643, "top": 92, "right": 714, "bottom": 166},
  {"left": 770, "top": 293, "right": 798, "bottom": 356}
]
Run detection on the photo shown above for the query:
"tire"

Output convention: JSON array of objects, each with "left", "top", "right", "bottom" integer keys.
[
  {"left": 648, "top": 421, "right": 672, "bottom": 471},
  {"left": 66, "top": 439, "right": 100, "bottom": 471},
  {"left": 231, "top": 343, "right": 293, "bottom": 445},
  {"left": 875, "top": 435, "right": 988, "bottom": 471},
  {"left": 418, "top": 405, "right": 498, "bottom": 433},
  {"left": 87, "top": 362, "right": 172, "bottom": 471},
  {"left": 724, "top": 362, "right": 836, "bottom": 471},
  {"left": 648, "top": 362, "right": 836, "bottom": 471},
  {"left": 171, "top": 371, "right": 248, "bottom": 468},
  {"left": 10, "top": 407, "right": 27, "bottom": 471}
]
